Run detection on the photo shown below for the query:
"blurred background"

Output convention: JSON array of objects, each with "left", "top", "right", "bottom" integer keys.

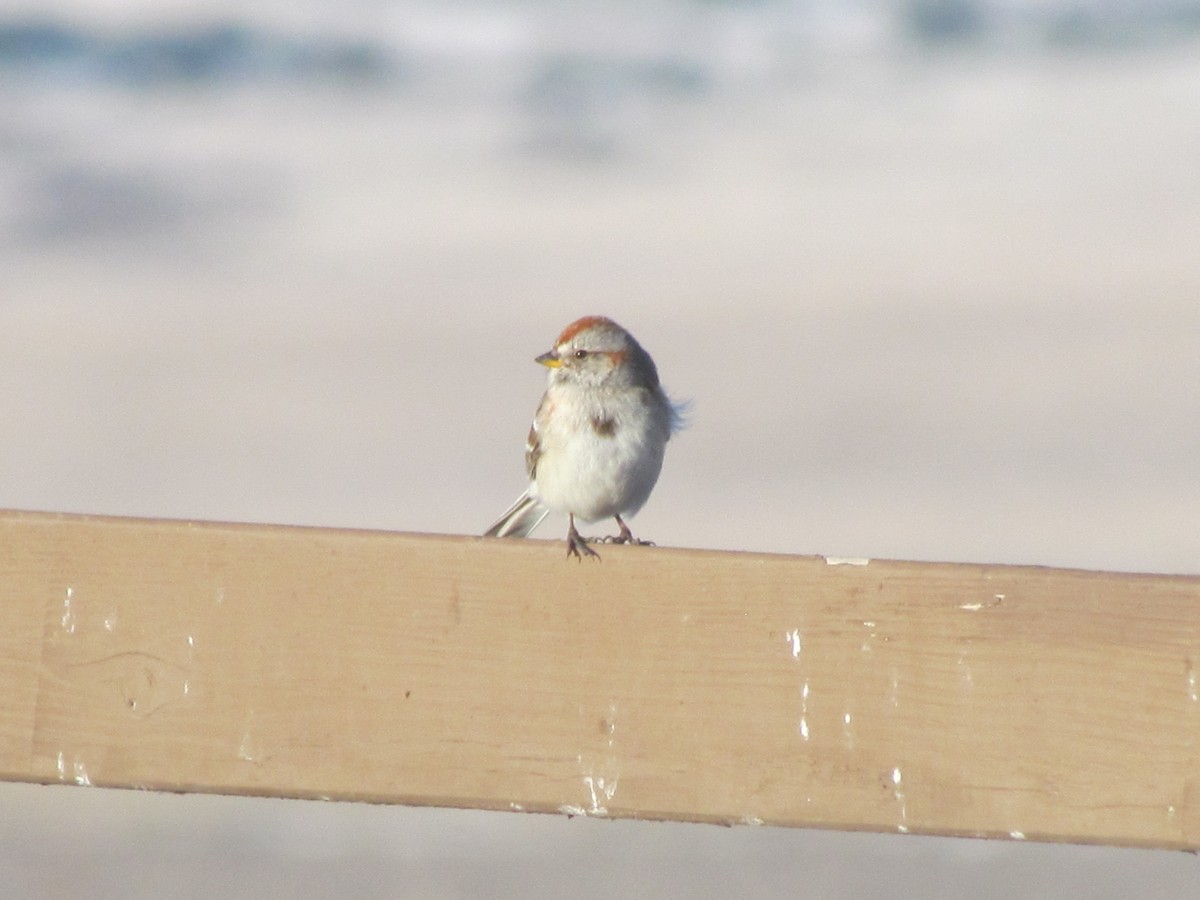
[{"left": 2, "top": 0, "right": 1198, "bottom": 896}]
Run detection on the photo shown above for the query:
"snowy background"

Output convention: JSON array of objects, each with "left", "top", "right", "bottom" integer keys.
[{"left": 2, "top": 0, "right": 1199, "bottom": 896}]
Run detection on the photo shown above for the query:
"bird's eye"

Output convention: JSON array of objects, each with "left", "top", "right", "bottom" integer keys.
[{"left": 573, "top": 349, "right": 588, "bottom": 359}]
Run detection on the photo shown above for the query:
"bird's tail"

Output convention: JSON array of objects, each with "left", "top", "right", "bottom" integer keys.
[{"left": 483, "top": 491, "right": 550, "bottom": 538}]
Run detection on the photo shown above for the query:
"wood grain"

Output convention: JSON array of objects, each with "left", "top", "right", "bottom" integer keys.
[{"left": 1, "top": 509, "right": 1198, "bottom": 848}]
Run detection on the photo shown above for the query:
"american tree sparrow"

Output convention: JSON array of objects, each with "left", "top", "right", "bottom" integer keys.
[{"left": 484, "top": 316, "right": 683, "bottom": 559}]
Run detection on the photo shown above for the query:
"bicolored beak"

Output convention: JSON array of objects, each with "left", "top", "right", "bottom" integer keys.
[{"left": 535, "top": 351, "right": 562, "bottom": 368}]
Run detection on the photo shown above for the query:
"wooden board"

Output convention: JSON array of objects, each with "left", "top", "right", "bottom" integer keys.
[{"left": 1, "top": 509, "right": 1198, "bottom": 849}]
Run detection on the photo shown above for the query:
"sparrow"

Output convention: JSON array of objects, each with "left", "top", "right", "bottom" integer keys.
[{"left": 484, "top": 316, "right": 682, "bottom": 559}]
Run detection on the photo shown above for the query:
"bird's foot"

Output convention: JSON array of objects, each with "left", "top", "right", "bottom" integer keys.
[
  {"left": 598, "top": 516, "right": 654, "bottom": 546},
  {"left": 566, "top": 519, "right": 601, "bottom": 561}
]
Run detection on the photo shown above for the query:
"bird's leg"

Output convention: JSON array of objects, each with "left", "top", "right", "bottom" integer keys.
[
  {"left": 604, "top": 514, "right": 655, "bottom": 546},
  {"left": 566, "top": 514, "right": 600, "bottom": 561},
  {"left": 614, "top": 515, "right": 635, "bottom": 543}
]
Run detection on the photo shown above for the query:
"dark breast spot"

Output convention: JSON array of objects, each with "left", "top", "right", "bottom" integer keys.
[{"left": 590, "top": 416, "right": 617, "bottom": 438}]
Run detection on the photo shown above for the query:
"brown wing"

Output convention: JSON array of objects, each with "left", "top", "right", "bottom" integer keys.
[{"left": 524, "top": 421, "right": 542, "bottom": 480}]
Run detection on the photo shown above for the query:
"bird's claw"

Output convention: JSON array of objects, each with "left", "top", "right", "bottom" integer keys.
[
  {"left": 566, "top": 524, "right": 601, "bottom": 561},
  {"left": 597, "top": 535, "right": 655, "bottom": 546}
]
